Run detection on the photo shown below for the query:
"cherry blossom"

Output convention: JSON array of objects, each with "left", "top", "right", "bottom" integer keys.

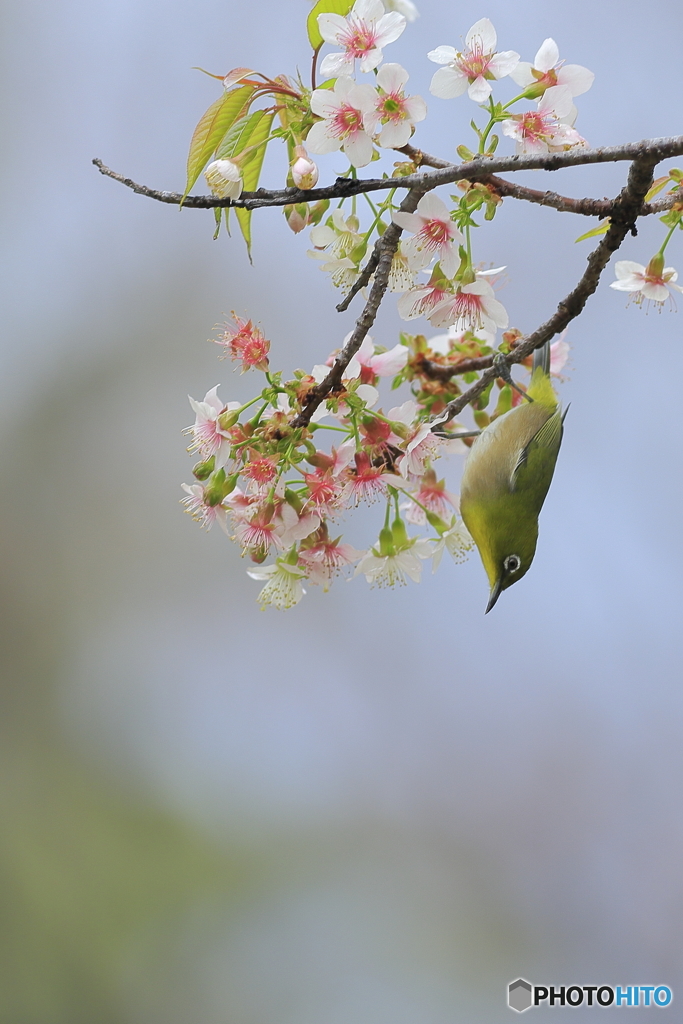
[
  {"left": 361, "top": 63, "right": 427, "bottom": 149},
  {"left": 204, "top": 159, "right": 243, "bottom": 200},
  {"left": 308, "top": 209, "right": 365, "bottom": 292},
  {"left": 346, "top": 333, "right": 409, "bottom": 383},
  {"left": 501, "top": 85, "right": 586, "bottom": 155},
  {"left": 397, "top": 274, "right": 453, "bottom": 320},
  {"left": 355, "top": 533, "right": 432, "bottom": 586},
  {"left": 307, "top": 77, "right": 378, "bottom": 167},
  {"left": 180, "top": 483, "right": 230, "bottom": 534},
  {"left": 247, "top": 556, "right": 307, "bottom": 610},
  {"left": 510, "top": 38, "right": 594, "bottom": 99},
  {"left": 610, "top": 258, "right": 683, "bottom": 307},
  {"left": 431, "top": 516, "right": 474, "bottom": 571},
  {"left": 393, "top": 193, "right": 462, "bottom": 277},
  {"left": 299, "top": 526, "right": 362, "bottom": 589},
  {"left": 428, "top": 18, "right": 519, "bottom": 103},
  {"left": 318, "top": 0, "right": 406, "bottom": 78},
  {"left": 185, "top": 386, "right": 239, "bottom": 469},
  {"left": 341, "top": 451, "right": 390, "bottom": 505},
  {"left": 401, "top": 469, "right": 458, "bottom": 525},
  {"left": 214, "top": 314, "right": 270, "bottom": 372},
  {"left": 550, "top": 332, "right": 570, "bottom": 376},
  {"left": 427, "top": 271, "right": 509, "bottom": 334},
  {"left": 232, "top": 500, "right": 282, "bottom": 556},
  {"left": 388, "top": 244, "right": 417, "bottom": 292}
]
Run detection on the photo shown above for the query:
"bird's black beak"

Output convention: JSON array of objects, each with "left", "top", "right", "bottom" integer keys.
[{"left": 485, "top": 578, "right": 503, "bottom": 614}]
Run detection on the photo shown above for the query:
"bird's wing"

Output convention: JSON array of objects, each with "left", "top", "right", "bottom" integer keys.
[{"left": 510, "top": 407, "right": 564, "bottom": 491}]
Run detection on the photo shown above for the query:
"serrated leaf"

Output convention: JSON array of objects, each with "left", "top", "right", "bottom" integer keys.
[
  {"left": 183, "top": 85, "right": 255, "bottom": 200},
  {"left": 235, "top": 111, "right": 275, "bottom": 259},
  {"left": 645, "top": 176, "right": 671, "bottom": 202},
  {"left": 575, "top": 219, "right": 610, "bottom": 243},
  {"left": 307, "top": 0, "right": 353, "bottom": 51}
]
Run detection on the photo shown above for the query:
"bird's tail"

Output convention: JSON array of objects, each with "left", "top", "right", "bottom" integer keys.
[{"left": 532, "top": 340, "right": 551, "bottom": 376}]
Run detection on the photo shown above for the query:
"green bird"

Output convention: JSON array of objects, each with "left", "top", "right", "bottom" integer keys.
[{"left": 459, "top": 346, "right": 566, "bottom": 613}]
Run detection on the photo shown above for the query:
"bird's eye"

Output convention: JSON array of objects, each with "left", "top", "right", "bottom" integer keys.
[{"left": 504, "top": 554, "right": 521, "bottom": 574}]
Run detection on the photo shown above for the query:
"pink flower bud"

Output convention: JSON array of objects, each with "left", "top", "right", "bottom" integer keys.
[
  {"left": 204, "top": 159, "right": 242, "bottom": 200},
  {"left": 291, "top": 148, "right": 319, "bottom": 190},
  {"left": 284, "top": 204, "right": 307, "bottom": 234}
]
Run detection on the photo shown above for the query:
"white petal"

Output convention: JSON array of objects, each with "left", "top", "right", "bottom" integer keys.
[
  {"left": 640, "top": 281, "right": 669, "bottom": 302},
  {"left": 557, "top": 64, "right": 594, "bottom": 97},
  {"left": 203, "top": 385, "right": 223, "bottom": 412},
  {"left": 376, "top": 61, "right": 409, "bottom": 93},
  {"left": 317, "top": 12, "right": 347, "bottom": 42},
  {"left": 664, "top": 267, "right": 678, "bottom": 283},
  {"left": 378, "top": 120, "right": 412, "bottom": 148},
  {"left": 358, "top": 48, "right": 385, "bottom": 73},
  {"left": 320, "top": 51, "right": 355, "bottom": 78},
  {"left": 416, "top": 191, "right": 450, "bottom": 221},
  {"left": 614, "top": 260, "right": 645, "bottom": 280},
  {"left": 482, "top": 296, "right": 509, "bottom": 328},
  {"left": 466, "top": 17, "right": 496, "bottom": 53},
  {"left": 404, "top": 94, "right": 427, "bottom": 122},
  {"left": 370, "top": 343, "right": 409, "bottom": 375},
  {"left": 541, "top": 84, "right": 573, "bottom": 118},
  {"left": 509, "top": 61, "right": 534, "bottom": 87},
  {"left": 467, "top": 76, "right": 492, "bottom": 103},
  {"left": 306, "top": 121, "right": 341, "bottom": 155},
  {"left": 309, "top": 223, "right": 336, "bottom": 247},
  {"left": 309, "top": 88, "right": 339, "bottom": 118},
  {"left": 397, "top": 287, "right": 430, "bottom": 319},
  {"left": 609, "top": 279, "right": 640, "bottom": 292},
  {"left": 348, "top": 82, "right": 380, "bottom": 113},
  {"left": 534, "top": 38, "right": 559, "bottom": 72},
  {"left": 354, "top": 0, "right": 385, "bottom": 20},
  {"left": 427, "top": 44, "right": 456, "bottom": 65},
  {"left": 439, "top": 243, "right": 460, "bottom": 279},
  {"left": 374, "top": 11, "right": 407, "bottom": 46},
  {"left": 430, "top": 66, "right": 468, "bottom": 99},
  {"left": 488, "top": 50, "right": 520, "bottom": 79},
  {"left": 392, "top": 210, "right": 424, "bottom": 233},
  {"left": 342, "top": 129, "right": 374, "bottom": 167},
  {"left": 356, "top": 383, "right": 379, "bottom": 407}
]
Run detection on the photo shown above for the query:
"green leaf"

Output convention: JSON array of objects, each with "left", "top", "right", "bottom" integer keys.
[
  {"left": 183, "top": 85, "right": 255, "bottom": 200},
  {"left": 235, "top": 111, "right": 275, "bottom": 259},
  {"left": 575, "top": 219, "right": 610, "bottom": 243},
  {"left": 644, "top": 176, "right": 671, "bottom": 202},
  {"left": 307, "top": 0, "right": 353, "bottom": 51}
]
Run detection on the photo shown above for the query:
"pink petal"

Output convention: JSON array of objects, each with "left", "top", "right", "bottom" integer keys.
[
  {"left": 541, "top": 84, "right": 573, "bottom": 118},
  {"left": 370, "top": 343, "right": 409, "bottom": 376},
  {"left": 392, "top": 210, "right": 426, "bottom": 233}
]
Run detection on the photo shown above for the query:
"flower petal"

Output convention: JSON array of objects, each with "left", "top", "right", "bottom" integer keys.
[
  {"left": 430, "top": 66, "right": 468, "bottom": 99},
  {"left": 342, "top": 129, "right": 374, "bottom": 167},
  {"left": 378, "top": 120, "right": 412, "bottom": 148},
  {"left": 374, "top": 11, "right": 407, "bottom": 46},
  {"left": 534, "top": 37, "right": 559, "bottom": 72},
  {"left": 465, "top": 17, "right": 496, "bottom": 53},
  {"left": 509, "top": 61, "right": 534, "bottom": 87},
  {"left": 557, "top": 64, "right": 594, "bottom": 97},
  {"left": 317, "top": 12, "right": 347, "bottom": 42},
  {"left": 320, "top": 51, "right": 355, "bottom": 78},
  {"left": 306, "top": 121, "right": 341, "bottom": 155},
  {"left": 427, "top": 44, "right": 456, "bottom": 65},
  {"left": 467, "top": 76, "right": 492, "bottom": 103},
  {"left": 614, "top": 260, "right": 646, "bottom": 279},
  {"left": 376, "top": 61, "right": 409, "bottom": 93},
  {"left": 488, "top": 50, "right": 520, "bottom": 79}
]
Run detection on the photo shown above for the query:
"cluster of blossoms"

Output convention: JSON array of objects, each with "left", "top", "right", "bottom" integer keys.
[{"left": 178, "top": 2, "right": 682, "bottom": 607}]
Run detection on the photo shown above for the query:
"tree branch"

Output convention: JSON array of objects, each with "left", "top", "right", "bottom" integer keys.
[
  {"left": 93, "top": 136, "right": 683, "bottom": 210},
  {"left": 291, "top": 189, "right": 424, "bottom": 428},
  {"left": 398, "top": 143, "right": 683, "bottom": 218},
  {"left": 435, "top": 155, "right": 659, "bottom": 423}
]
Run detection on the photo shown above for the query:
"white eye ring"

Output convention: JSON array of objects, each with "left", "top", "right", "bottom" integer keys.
[{"left": 504, "top": 554, "right": 521, "bottom": 574}]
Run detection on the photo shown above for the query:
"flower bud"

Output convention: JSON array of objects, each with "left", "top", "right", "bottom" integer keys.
[
  {"left": 217, "top": 408, "right": 240, "bottom": 431},
  {"left": 204, "top": 159, "right": 243, "bottom": 200},
  {"left": 193, "top": 456, "right": 215, "bottom": 481},
  {"left": 204, "top": 469, "right": 227, "bottom": 507},
  {"left": 291, "top": 148, "right": 319, "bottom": 190},
  {"left": 284, "top": 488, "right": 303, "bottom": 513},
  {"left": 284, "top": 203, "right": 308, "bottom": 234}
]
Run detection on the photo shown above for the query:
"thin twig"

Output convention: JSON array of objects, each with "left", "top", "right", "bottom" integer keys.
[
  {"left": 92, "top": 136, "right": 683, "bottom": 210},
  {"left": 335, "top": 238, "right": 381, "bottom": 313},
  {"left": 435, "top": 155, "right": 659, "bottom": 423},
  {"left": 291, "top": 188, "right": 424, "bottom": 428}
]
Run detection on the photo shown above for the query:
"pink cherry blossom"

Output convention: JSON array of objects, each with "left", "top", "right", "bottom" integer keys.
[
  {"left": 232, "top": 501, "right": 282, "bottom": 556},
  {"left": 318, "top": 0, "right": 406, "bottom": 78},
  {"left": 428, "top": 19, "right": 519, "bottom": 104},
  {"left": 427, "top": 273, "right": 509, "bottom": 334},
  {"left": 302, "top": 469, "right": 344, "bottom": 516},
  {"left": 402, "top": 469, "right": 458, "bottom": 525},
  {"left": 397, "top": 278, "right": 453, "bottom": 320},
  {"left": 501, "top": 85, "right": 586, "bottom": 155},
  {"left": 274, "top": 503, "right": 321, "bottom": 549},
  {"left": 307, "top": 76, "right": 379, "bottom": 168},
  {"left": 341, "top": 451, "right": 390, "bottom": 505},
  {"left": 393, "top": 192, "right": 462, "bottom": 277},
  {"left": 299, "top": 531, "right": 363, "bottom": 589},
  {"left": 214, "top": 313, "right": 270, "bottom": 372},
  {"left": 180, "top": 483, "right": 230, "bottom": 534},
  {"left": 347, "top": 333, "right": 409, "bottom": 383},
  {"left": 291, "top": 147, "right": 319, "bottom": 190},
  {"left": 610, "top": 259, "right": 683, "bottom": 307},
  {"left": 361, "top": 63, "right": 427, "bottom": 149},
  {"left": 185, "top": 386, "right": 239, "bottom": 469},
  {"left": 509, "top": 38, "right": 594, "bottom": 99}
]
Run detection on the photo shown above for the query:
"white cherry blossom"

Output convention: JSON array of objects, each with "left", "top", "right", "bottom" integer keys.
[
  {"left": 204, "top": 159, "right": 242, "bottom": 200},
  {"left": 382, "top": 0, "right": 418, "bottom": 21},
  {"left": 501, "top": 85, "right": 586, "bottom": 155},
  {"left": 248, "top": 558, "right": 307, "bottom": 610},
  {"left": 185, "top": 386, "right": 239, "bottom": 469},
  {"left": 392, "top": 192, "right": 462, "bottom": 277},
  {"left": 428, "top": 19, "right": 519, "bottom": 103},
  {"left": 307, "top": 77, "right": 377, "bottom": 168},
  {"left": 362, "top": 64, "right": 427, "bottom": 149},
  {"left": 510, "top": 38, "right": 594, "bottom": 99},
  {"left": 427, "top": 271, "right": 509, "bottom": 334},
  {"left": 318, "top": 0, "right": 406, "bottom": 78},
  {"left": 610, "top": 259, "right": 682, "bottom": 306}
]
